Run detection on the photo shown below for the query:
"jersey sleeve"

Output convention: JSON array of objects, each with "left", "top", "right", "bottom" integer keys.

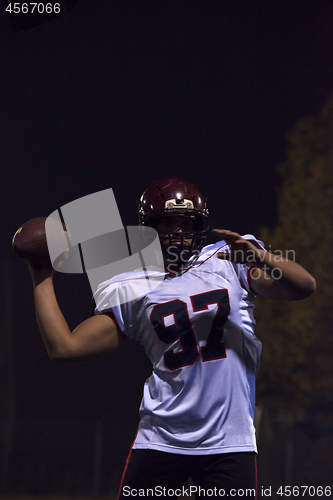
[
  {"left": 92, "top": 279, "right": 132, "bottom": 338},
  {"left": 232, "top": 234, "right": 265, "bottom": 294},
  {"left": 92, "top": 269, "right": 165, "bottom": 340}
]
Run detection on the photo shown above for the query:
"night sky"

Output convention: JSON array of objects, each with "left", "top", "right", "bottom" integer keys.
[{"left": 1, "top": 0, "right": 333, "bottom": 437}]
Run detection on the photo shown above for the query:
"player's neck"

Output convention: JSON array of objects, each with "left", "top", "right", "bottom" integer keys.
[{"left": 163, "top": 259, "right": 188, "bottom": 276}]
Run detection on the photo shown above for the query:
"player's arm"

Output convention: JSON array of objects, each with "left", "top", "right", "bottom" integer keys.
[
  {"left": 213, "top": 229, "right": 316, "bottom": 301},
  {"left": 247, "top": 252, "right": 316, "bottom": 300},
  {"left": 29, "top": 264, "right": 120, "bottom": 361}
]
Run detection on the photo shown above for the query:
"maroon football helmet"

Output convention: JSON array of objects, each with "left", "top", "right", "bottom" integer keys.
[{"left": 139, "top": 178, "right": 209, "bottom": 265}]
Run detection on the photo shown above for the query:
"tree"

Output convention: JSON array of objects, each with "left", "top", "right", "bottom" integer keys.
[{"left": 255, "top": 94, "right": 333, "bottom": 431}]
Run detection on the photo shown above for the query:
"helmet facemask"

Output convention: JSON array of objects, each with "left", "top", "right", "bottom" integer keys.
[{"left": 149, "top": 214, "right": 208, "bottom": 269}]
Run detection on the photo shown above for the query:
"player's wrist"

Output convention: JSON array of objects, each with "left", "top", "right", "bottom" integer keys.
[{"left": 29, "top": 263, "right": 55, "bottom": 287}]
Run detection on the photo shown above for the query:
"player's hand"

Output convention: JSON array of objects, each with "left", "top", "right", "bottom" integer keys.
[
  {"left": 212, "top": 229, "right": 264, "bottom": 264},
  {"left": 28, "top": 249, "right": 69, "bottom": 285},
  {"left": 28, "top": 262, "right": 55, "bottom": 286}
]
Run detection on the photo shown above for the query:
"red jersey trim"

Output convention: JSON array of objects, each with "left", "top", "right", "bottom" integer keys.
[
  {"left": 192, "top": 243, "right": 228, "bottom": 269},
  {"left": 247, "top": 266, "right": 258, "bottom": 294},
  {"left": 117, "top": 428, "right": 139, "bottom": 500}
]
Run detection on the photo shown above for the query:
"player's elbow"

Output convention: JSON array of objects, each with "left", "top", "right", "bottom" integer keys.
[
  {"left": 47, "top": 344, "right": 74, "bottom": 362},
  {"left": 309, "top": 276, "right": 316, "bottom": 294},
  {"left": 295, "top": 276, "right": 316, "bottom": 299},
  {"left": 44, "top": 337, "right": 82, "bottom": 361},
  {"left": 306, "top": 276, "right": 316, "bottom": 295}
]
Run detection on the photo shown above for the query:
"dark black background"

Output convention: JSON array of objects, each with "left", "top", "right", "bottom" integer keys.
[{"left": 0, "top": 0, "right": 332, "bottom": 455}]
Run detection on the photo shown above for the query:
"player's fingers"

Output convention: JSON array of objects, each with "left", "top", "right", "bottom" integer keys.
[
  {"left": 212, "top": 229, "right": 231, "bottom": 234},
  {"left": 53, "top": 248, "right": 69, "bottom": 270},
  {"left": 217, "top": 252, "right": 230, "bottom": 260},
  {"left": 212, "top": 229, "right": 241, "bottom": 240}
]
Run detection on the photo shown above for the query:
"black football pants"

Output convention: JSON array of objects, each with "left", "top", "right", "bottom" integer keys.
[{"left": 118, "top": 449, "right": 257, "bottom": 499}]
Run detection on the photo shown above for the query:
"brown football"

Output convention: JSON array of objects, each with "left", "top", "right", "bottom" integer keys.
[{"left": 12, "top": 216, "right": 51, "bottom": 266}]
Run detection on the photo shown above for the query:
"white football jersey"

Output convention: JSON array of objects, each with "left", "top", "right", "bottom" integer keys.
[{"left": 94, "top": 236, "right": 263, "bottom": 455}]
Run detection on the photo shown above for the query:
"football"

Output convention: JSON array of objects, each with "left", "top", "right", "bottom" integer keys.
[{"left": 12, "top": 216, "right": 52, "bottom": 266}]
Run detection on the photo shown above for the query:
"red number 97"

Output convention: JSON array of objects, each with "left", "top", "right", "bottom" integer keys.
[{"left": 150, "top": 289, "right": 230, "bottom": 370}]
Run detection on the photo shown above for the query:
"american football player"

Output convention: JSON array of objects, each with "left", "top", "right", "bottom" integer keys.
[{"left": 28, "top": 177, "right": 316, "bottom": 499}]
